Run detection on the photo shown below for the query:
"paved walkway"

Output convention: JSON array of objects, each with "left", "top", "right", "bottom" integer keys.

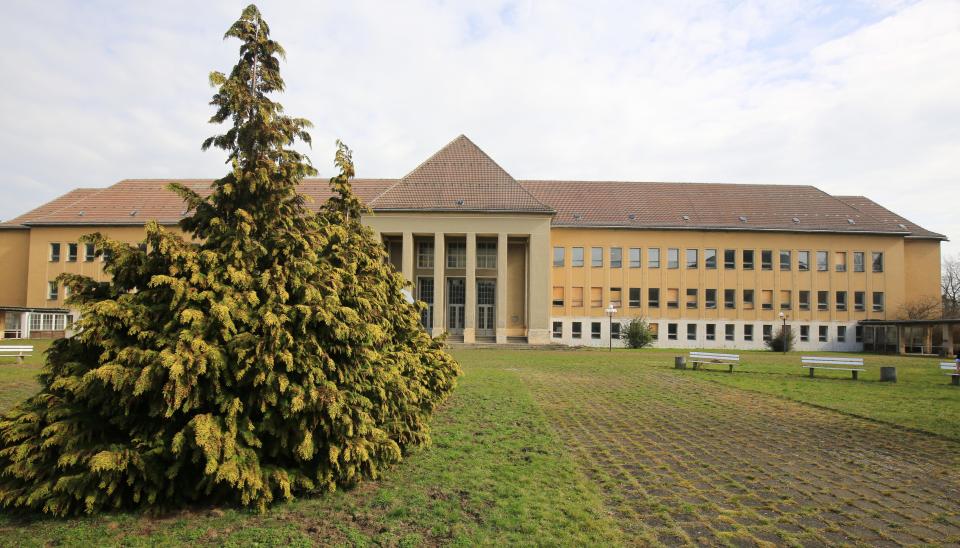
[{"left": 519, "top": 363, "right": 960, "bottom": 546}]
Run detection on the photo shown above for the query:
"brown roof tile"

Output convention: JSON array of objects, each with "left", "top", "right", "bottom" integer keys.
[
  {"left": 1, "top": 188, "right": 101, "bottom": 228},
  {"left": 834, "top": 195, "right": 946, "bottom": 240}
]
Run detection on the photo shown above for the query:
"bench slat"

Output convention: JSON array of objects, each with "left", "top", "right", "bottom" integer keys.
[
  {"left": 689, "top": 353, "right": 739, "bottom": 361},
  {"left": 802, "top": 366, "right": 866, "bottom": 371}
]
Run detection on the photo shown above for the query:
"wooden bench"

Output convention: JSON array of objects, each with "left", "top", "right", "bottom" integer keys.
[
  {"left": 0, "top": 345, "right": 34, "bottom": 364},
  {"left": 940, "top": 362, "right": 960, "bottom": 386},
  {"left": 801, "top": 356, "right": 865, "bottom": 379},
  {"left": 689, "top": 351, "right": 740, "bottom": 372}
]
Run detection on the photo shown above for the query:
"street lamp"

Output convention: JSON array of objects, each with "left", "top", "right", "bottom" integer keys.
[
  {"left": 605, "top": 303, "right": 618, "bottom": 352},
  {"left": 778, "top": 311, "right": 788, "bottom": 354}
]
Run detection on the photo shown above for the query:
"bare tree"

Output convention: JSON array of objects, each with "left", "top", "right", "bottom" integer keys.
[
  {"left": 944, "top": 255, "right": 960, "bottom": 318},
  {"left": 896, "top": 295, "right": 942, "bottom": 320}
]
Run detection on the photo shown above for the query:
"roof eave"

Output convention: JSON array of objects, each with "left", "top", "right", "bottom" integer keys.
[{"left": 551, "top": 224, "right": 913, "bottom": 236}]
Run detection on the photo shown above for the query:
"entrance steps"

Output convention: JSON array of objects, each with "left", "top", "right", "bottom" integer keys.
[{"left": 446, "top": 336, "right": 566, "bottom": 350}]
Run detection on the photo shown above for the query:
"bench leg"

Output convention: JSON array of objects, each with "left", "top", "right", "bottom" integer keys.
[
  {"left": 17, "top": 355, "right": 23, "bottom": 365},
  {"left": 728, "top": 363, "right": 733, "bottom": 373},
  {"left": 852, "top": 370, "right": 858, "bottom": 380},
  {"left": 952, "top": 375, "right": 959, "bottom": 386},
  {"left": 808, "top": 368, "right": 815, "bottom": 378}
]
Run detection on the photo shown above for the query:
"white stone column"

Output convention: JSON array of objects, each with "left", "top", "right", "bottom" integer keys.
[
  {"left": 526, "top": 231, "right": 552, "bottom": 344},
  {"left": 432, "top": 233, "right": 446, "bottom": 337},
  {"left": 21, "top": 312, "right": 31, "bottom": 339},
  {"left": 401, "top": 232, "right": 414, "bottom": 284},
  {"left": 496, "top": 233, "right": 508, "bottom": 344},
  {"left": 464, "top": 233, "right": 477, "bottom": 344}
]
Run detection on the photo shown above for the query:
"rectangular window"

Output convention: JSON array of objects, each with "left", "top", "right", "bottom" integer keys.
[
  {"left": 590, "top": 287, "right": 603, "bottom": 308},
  {"left": 47, "top": 281, "right": 58, "bottom": 300},
  {"left": 553, "top": 246, "right": 565, "bottom": 267},
  {"left": 687, "top": 323, "right": 697, "bottom": 341},
  {"left": 610, "top": 287, "right": 623, "bottom": 308},
  {"left": 800, "top": 325, "right": 810, "bottom": 342},
  {"left": 761, "top": 289, "right": 773, "bottom": 310},
  {"left": 552, "top": 321, "right": 562, "bottom": 339},
  {"left": 591, "top": 247, "right": 603, "bottom": 267},
  {"left": 84, "top": 243, "right": 96, "bottom": 262},
  {"left": 724, "top": 249, "right": 736, "bottom": 270},
  {"left": 799, "top": 290, "right": 810, "bottom": 310},
  {"left": 552, "top": 286, "right": 564, "bottom": 307},
  {"left": 873, "top": 292, "right": 884, "bottom": 312},
  {"left": 763, "top": 324, "right": 772, "bottom": 342},
  {"left": 611, "top": 322, "right": 621, "bottom": 340},
  {"left": 648, "top": 248, "right": 660, "bottom": 268},
  {"left": 591, "top": 322, "right": 602, "bottom": 340},
  {"left": 743, "top": 289, "right": 755, "bottom": 309},
  {"left": 49, "top": 243, "right": 61, "bottom": 262},
  {"left": 629, "top": 248, "right": 641, "bottom": 268},
  {"left": 667, "top": 288, "right": 679, "bottom": 309},
  {"left": 446, "top": 242, "right": 466, "bottom": 268},
  {"left": 853, "top": 252, "right": 865, "bottom": 272},
  {"left": 743, "top": 249, "right": 755, "bottom": 270},
  {"left": 686, "top": 249, "right": 698, "bottom": 269},
  {"left": 836, "top": 252, "right": 847, "bottom": 272},
  {"left": 628, "top": 288, "right": 641, "bottom": 308},
  {"left": 572, "top": 322, "right": 582, "bottom": 339},
  {"left": 872, "top": 252, "right": 884, "bottom": 273},
  {"left": 41, "top": 313, "right": 54, "bottom": 331},
  {"left": 837, "top": 326, "right": 847, "bottom": 343},
  {"left": 29, "top": 313, "right": 41, "bottom": 331},
  {"left": 724, "top": 289, "right": 736, "bottom": 309},
  {"left": 725, "top": 324, "right": 735, "bottom": 341},
  {"left": 54, "top": 314, "right": 66, "bottom": 331},
  {"left": 648, "top": 288, "right": 660, "bottom": 308},
  {"left": 855, "top": 325, "right": 864, "bottom": 343},
  {"left": 819, "top": 325, "right": 828, "bottom": 342},
  {"left": 705, "top": 289, "right": 717, "bottom": 309},
  {"left": 761, "top": 250, "right": 773, "bottom": 270},
  {"left": 67, "top": 243, "right": 78, "bottom": 262},
  {"left": 836, "top": 291, "right": 847, "bottom": 311},
  {"left": 705, "top": 249, "right": 717, "bottom": 269},
  {"left": 817, "top": 291, "right": 829, "bottom": 311},
  {"left": 667, "top": 323, "right": 678, "bottom": 340},
  {"left": 780, "top": 290, "right": 792, "bottom": 310},
  {"left": 571, "top": 287, "right": 584, "bottom": 308},
  {"left": 417, "top": 241, "right": 434, "bottom": 268},
  {"left": 817, "top": 251, "right": 828, "bottom": 271},
  {"left": 779, "top": 250, "right": 791, "bottom": 271},
  {"left": 686, "top": 288, "right": 698, "bottom": 309},
  {"left": 610, "top": 247, "right": 622, "bottom": 268},
  {"left": 572, "top": 247, "right": 584, "bottom": 267},
  {"left": 649, "top": 323, "right": 659, "bottom": 340},
  {"left": 798, "top": 251, "right": 810, "bottom": 271},
  {"left": 475, "top": 241, "right": 497, "bottom": 269},
  {"left": 854, "top": 291, "right": 865, "bottom": 311},
  {"left": 706, "top": 324, "right": 716, "bottom": 341},
  {"left": 667, "top": 248, "right": 679, "bottom": 269},
  {"left": 744, "top": 324, "right": 754, "bottom": 341}
]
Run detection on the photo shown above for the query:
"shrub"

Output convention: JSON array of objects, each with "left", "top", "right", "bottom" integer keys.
[
  {"left": 623, "top": 317, "right": 655, "bottom": 349},
  {"left": 765, "top": 326, "right": 797, "bottom": 352}
]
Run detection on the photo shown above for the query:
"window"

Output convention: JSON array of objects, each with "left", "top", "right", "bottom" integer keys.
[
  {"left": 761, "top": 250, "right": 773, "bottom": 270},
  {"left": 84, "top": 243, "right": 96, "bottom": 262},
  {"left": 800, "top": 325, "right": 810, "bottom": 342},
  {"left": 667, "top": 288, "right": 679, "bottom": 309},
  {"left": 553, "top": 246, "right": 565, "bottom": 267},
  {"left": 819, "top": 326, "right": 828, "bottom": 342},
  {"left": 744, "top": 324, "right": 754, "bottom": 341},
  {"left": 648, "top": 248, "right": 661, "bottom": 268},
  {"left": 610, "top": 287, "right": 622, "bottom": 308},
  {"left": 761, "top": 290, "right": 773, "bottom": 310},
  {"left": 743, "top": 250, "right": 755, "bottom": 270},
  {"left": 417, "top": 241, "right": 434, "bottom": 268},
  {"left": 836, "top": 252, "right": 847, "bottom": 272},
  {"left": 591, "top": 322, "right": 602, "bottom": 340},
  {"left": 816, "top": 251, "right": 828, "bottom": 271},
  {"left": 572, "top": 247, "right": 584, "bottom": 267},
  {"left": 687, "top": 324, "right": 697, "bottom": 341},
  {"left": 54, "top": 314, "right": 66, "bottom": 331},
  {"left": 591, "top": 247, "right": 603, "bottom": 267},
  {"left": 872, "top": 252, "right": 884, "bottom": 273},
  {"left": 41, "top": 313, "right": 54, "bottom": 331},
  {"left": 743, "top": 289, "right": 755, "bottom": 309},
  {"left": 628, "top": 288, "right": 641, "bottom": 308},
  {"left": 668, "top": 248, "right": 679, "bottom": 269},
  {"left": 29, "top": 313, "right": 41, "bottom": 331},
  {"left": 572, "top": 322, "right": 582, "bottom": 339},
  {"left": 476, "top": 241, "right": 497, "bottom": 269},
  {"left": 724, "top": 249, "right": 736, "bottom": 270},
  {"left": 571, "top": 287, "right": 584, "bottom": 307},
  {"left": 873, "top": 292, "right": 884, "bottom": 312},
  {"left": 779, "top": 250, "right": 791, "bottom": 271},
  {"left": 47, "top": 281, "right": 58, "bottom": 300},
  {"left": 686, "top": 288, "right": 698, "bottom": 309},
  {"left": 798, "top": 251, "right": 810, "bottom": 271},
  {"left": 686, "top": 249, "right": 698, "bottom": 269},
  {"left": 611, "top": 323, "right": 621, "bottom": 340},
  {"left": 762, "top": 325, "right": 772, "bottom": 342},
  {"left": 590, "top": 287, "right": 603, "bottom": 308},
  {"left": 817, "top": 291, "right": 829, "bottom": 311},
  {"left": 649, "top": 323, "right": 659, "bottom": 340},
  {"left": 67, "top": 243, "right": 78, "bottom": 262},
  {"left": 799, "top": 290, "right": 810, "bottom": 310},
  {"left": 724, "top": 289, "right": 736, "bottom": 309},
  {"left": 705, "top": 289, "right": 717, "bottom": 309},
  {"left": 837, "top": 326, "right": 847, "bottom": 343},
  {"left": 667, "top": 323, "right": 678, "bottom": 340},
  {"left": 552, "top": 321, "right": 562, "bottom": 339},
  {"left": 705, "top": 249, "right": 717, "bottom": 269},
  {"left": 552, "top": 286, "right": 564, "bottom": 307},
  {"left": 836, "top": 291, "right": 847, "bottom": 311},
  {"left": 610, "top": 247, "right": 622, "bottom": 268},
  {"left": 102, "top": 248, "right": 113, "bottom": 263},
  {"left": 49, "top": 243, "right": 61, "bottom": 262},
  {"left": 648, "top": 288, "right": 660, "bottom": 308},
  {"left": 725, "top": 324, "right": 735, "bottom": 341},
  {"left": 854, "top": 291, "right": 865, "bottom": 311},
  {"left": 706, "top": 324, "right": 716, "bottom": 341},
  {"left": 853, "top": 252, "right": 865, "bottom": 272},
  {"left": 446, "top": 242, "right": 466, "bottom": 268},
  {"left": 780, "top": 290, "right": 792, "bottom": 310},
  {"left": 629, "top": 248, "right": 641, "bottom": 268},
  {"left": 855, "top": 326, "right": 864, "bottom": 343}
]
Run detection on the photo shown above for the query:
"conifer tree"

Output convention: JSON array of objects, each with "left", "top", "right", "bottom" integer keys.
[{"left": 0, "top": 4, "right": 459, "bottom": 516}]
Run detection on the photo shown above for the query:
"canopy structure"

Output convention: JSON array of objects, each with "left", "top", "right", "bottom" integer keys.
[{"left": 858, "top": 319, "right": 960, "bottom": 356}]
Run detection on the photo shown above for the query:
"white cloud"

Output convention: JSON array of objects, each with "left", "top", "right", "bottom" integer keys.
[{"left": 1, "top": 0, "right": 957, "bottom": 256}]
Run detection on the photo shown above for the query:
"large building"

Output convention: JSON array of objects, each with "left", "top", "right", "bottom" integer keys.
[{"left": 0, "top": 135, "right": 946, "bottom": 350}]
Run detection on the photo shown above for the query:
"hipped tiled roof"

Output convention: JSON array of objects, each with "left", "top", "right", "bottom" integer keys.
[{"left": 834, "top": 196, "right": 945, "bottom": 240}]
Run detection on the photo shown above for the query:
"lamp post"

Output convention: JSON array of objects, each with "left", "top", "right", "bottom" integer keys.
[
  {"left": 778, "top": 311, "right": 787, "bottom": 354},
  {"left": 605, "top": 303, "right": 618, "bottom": 352}
]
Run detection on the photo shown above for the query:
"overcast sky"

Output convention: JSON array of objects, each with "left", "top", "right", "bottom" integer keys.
[{"left": 2, "top": 1, "right": 958, "bottom": 256}]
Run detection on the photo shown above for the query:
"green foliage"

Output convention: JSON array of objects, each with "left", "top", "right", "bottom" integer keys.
[
  {"left": 622, "top": 318, "right": 655, "bottom": 349},
  {"left": 0, "top": 4, "right": 459, "bottom": 516},
  {"left": 765, "top": 326, "right": 796, "bottom": 352}
]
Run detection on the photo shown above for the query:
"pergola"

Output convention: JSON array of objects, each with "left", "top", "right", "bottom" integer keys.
[{"left": 858, "top": 319, "right": 960, "bottom": 356}]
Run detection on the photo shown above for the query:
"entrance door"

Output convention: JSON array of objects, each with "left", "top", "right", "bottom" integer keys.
[
  {"left": 477, "top": 279, "right": 496, "bottom": 337},
  {"left": 417, "top": 277, "right": 434, "bottom": 330},
  {"left": 447, "top": 278, "right": 465, "bottom": 334}
]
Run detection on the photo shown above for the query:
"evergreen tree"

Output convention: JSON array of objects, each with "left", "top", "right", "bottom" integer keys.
[{"left": 0, "top": 4, "right": 459, "bottom": 516}]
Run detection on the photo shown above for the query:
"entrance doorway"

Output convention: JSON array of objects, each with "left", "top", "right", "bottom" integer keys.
[
  {"left": 477, "top": 279, "right": 496, "bottom": 337},
  {"left": 447, "top": 278, "right": 465, "bottom": 334}
]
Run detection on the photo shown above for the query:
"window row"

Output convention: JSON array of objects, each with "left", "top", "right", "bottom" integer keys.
[
  {"left": 415, "top": 241, "right": 497, "bottom": 270},
  {"left": 550, "top": 320, "right": 862, "bottom": 344},
  {"left": 27, "top": 312, "right": 74, "bottom": 332},
  {"left": 48, "top": 242, "right": 101, "bottom": 263},
  {"left": 551, "top": 286, "right": 884, "bottom": 312},
  {"left": 552, "top": 246, "right": 884, "bottom": 272}
]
